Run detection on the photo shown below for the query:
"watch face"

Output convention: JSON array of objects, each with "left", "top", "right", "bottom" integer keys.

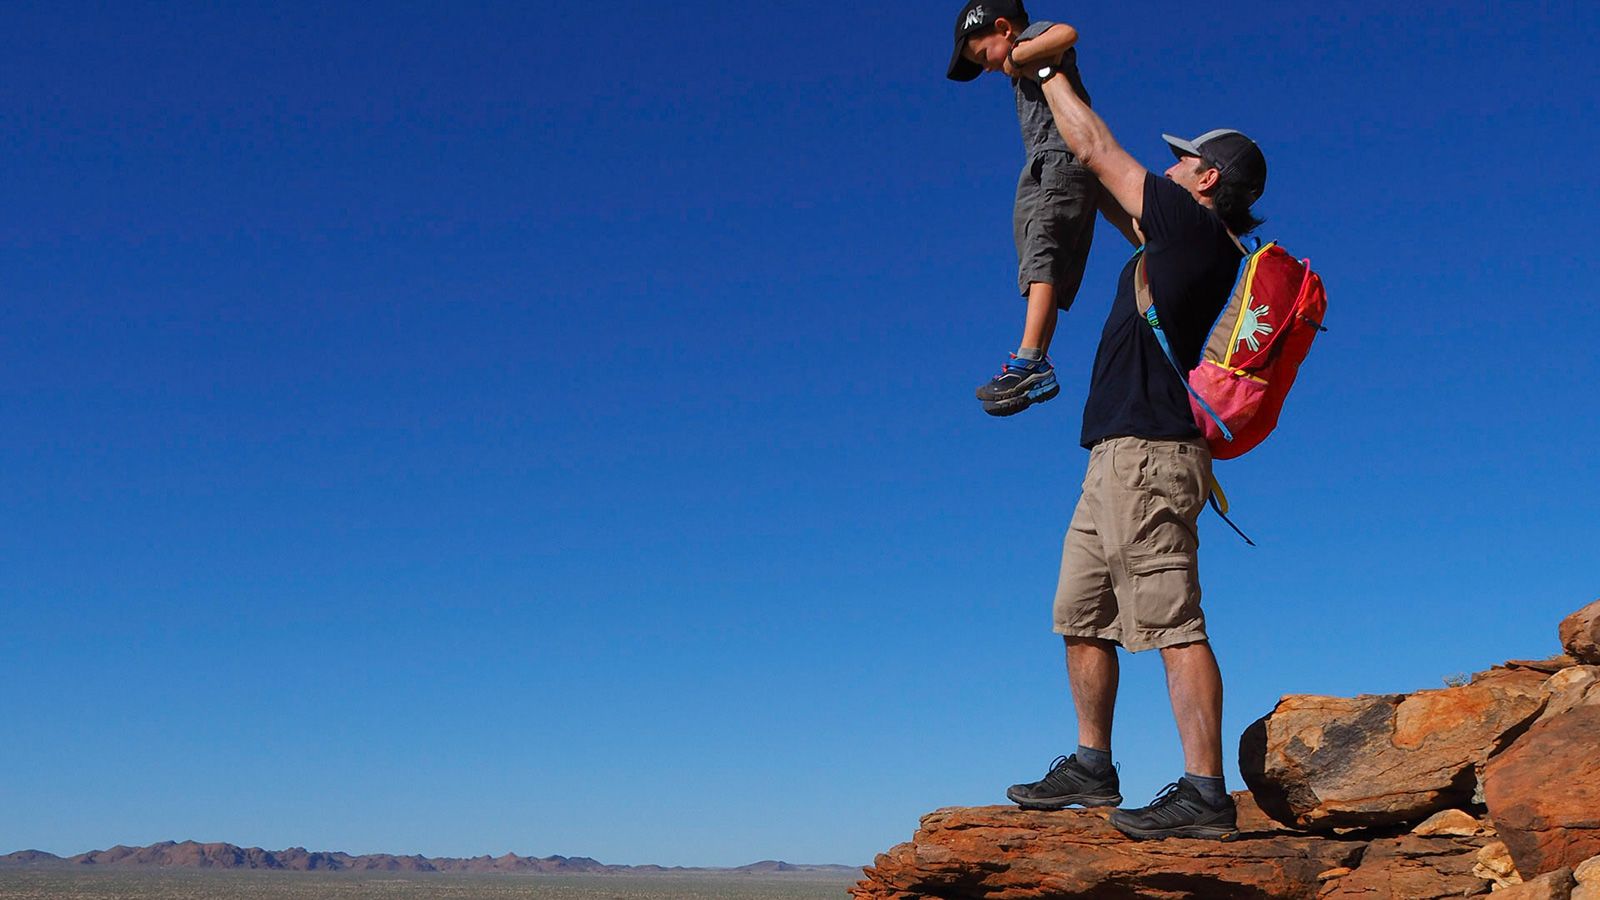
[{"left": 1037, "top": 66, "right": 1055, "bottom": 80}]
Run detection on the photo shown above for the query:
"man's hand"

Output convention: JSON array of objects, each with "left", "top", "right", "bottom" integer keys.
[
  {"left": 1009, "top": 51, "right": 1060, "bottom": 81},
  {"left": 1010, "top": 22, "right": 1077, "bottom": 73}
]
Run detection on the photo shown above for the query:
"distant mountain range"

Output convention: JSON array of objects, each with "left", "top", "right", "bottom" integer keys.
[{"left": 0, "top": 842, "right": 858, "bottom": 876}]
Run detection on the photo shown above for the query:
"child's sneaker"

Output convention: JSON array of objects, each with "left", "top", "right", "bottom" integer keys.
[{"left": 976, "top": 354, "right": 1059, "bottom": 417}]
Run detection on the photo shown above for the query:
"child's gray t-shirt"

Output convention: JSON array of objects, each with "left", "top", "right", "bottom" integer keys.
[{"left": 1013, "top": 20, "right": 1092, "bottom": 164}]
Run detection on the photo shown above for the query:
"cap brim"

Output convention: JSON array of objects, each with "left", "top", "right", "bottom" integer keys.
[
  {"left": 947, "top": 43, "right": 981, "bottom": 81},
  {"left": 1162, "top": 133, "right": 1203, "bottom": 159}
]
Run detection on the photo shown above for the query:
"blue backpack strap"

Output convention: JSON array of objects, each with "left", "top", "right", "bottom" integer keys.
[
  {"left": 1131, "top": 251, "right": 1256, "bottom": 547},
  {"left": 1132, "top": 254, "right": 1235, "bottom": 442}
]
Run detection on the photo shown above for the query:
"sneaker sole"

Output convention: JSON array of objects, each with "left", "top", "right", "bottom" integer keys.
[
  {"left": 1110, "top": 821, "right": 1238, "bottom": 841},
  {"left": 982, "top": 379, "right": 1060, "bottom": 417},
  {"left": 1005, "top": 788, "right": 1122, "bottom": 810},
  {"left": 976, "top": 368, "right": 1058, "bottom": 402}
]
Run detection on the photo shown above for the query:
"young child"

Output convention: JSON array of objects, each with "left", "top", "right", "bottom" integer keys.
[{"left": 947, "top": 0, "right": 1098, "bottom": 416}]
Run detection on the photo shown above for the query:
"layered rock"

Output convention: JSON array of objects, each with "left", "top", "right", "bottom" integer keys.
[
  {"left": 1573, "top": 855, "right": 1600, "bottom": 900},
  {"left": 1532, "top": 666, "right": 1600, "bottom": 726},
  {"left": 1560, "top": 600, "right": 1600, "bottom": 664},
  {"left": 1484, "top": 704, "right": 1600, "bottom": 877},
  {"left": 1495, "top": 867, "right": 1576, "bottom": 900},
  {"left": 853, "top": 804, "right": 1364, "bottom": 900},
  {"left": 1238, "top": 666, "right": 1547, "bottom": 830},
  {"left": 1319, "top": 833, "right": 1492, "bottom": 899},
  {"left": 854, "top": 598, "right": 1600, "bottom": 899},
  {"left": 1411, "top": 809, "right": 1493, "bottom": 838},
  {"left": 1474, "top": 840, "right": 1522, "bottom": 888}
]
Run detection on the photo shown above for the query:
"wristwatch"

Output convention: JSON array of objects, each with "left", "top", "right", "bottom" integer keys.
[{"left": 1009, "top": 47, "right": 1059, "bottom": 84}]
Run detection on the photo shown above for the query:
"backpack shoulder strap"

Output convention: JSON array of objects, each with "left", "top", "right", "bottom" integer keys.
[
  {"left": 1132, "top": 253, "right": 1235, "bottom": 443},
  {"left": 1133, "top": 252, "right": 1254, "bottom": 546},
  {"left": 1133, "top": 251, "right": 1155, "bottom": 316},
  {"left": 1135, "top": 233, "right": 1251, "bottom": 317}
]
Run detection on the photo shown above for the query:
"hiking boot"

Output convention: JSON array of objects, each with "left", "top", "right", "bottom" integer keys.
[
  {"left": 976, "top": 355, "right": 1059, "bottom": 417},
  {"left": 1109, "top": 780, "right": 1238, "bottom": 841},
  {"left": 1005, "top": 754, "right": 1122, "bottom": 810}
]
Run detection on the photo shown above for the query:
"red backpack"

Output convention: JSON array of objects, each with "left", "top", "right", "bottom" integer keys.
[
  {"left": 1135, "top": 242, "right": 1327, "bottom": 460},
  {"left": 1135, "top": 242, "right": 1327, "bottom": 543}
]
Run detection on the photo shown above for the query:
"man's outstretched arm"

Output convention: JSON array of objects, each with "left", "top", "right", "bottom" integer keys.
[{"left": 1040, "top": 76, "right": 1148, "bottom": 223}]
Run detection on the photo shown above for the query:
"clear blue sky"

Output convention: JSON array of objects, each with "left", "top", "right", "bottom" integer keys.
[{"left": 2, "top": 0, "right": 1596, "bottom": 869}]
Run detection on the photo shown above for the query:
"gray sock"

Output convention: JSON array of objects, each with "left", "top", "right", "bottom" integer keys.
[
  {"left": 1183, "top": 773, "right": 1227, "bottom": 807},
  {"left": 1015, "top": 346, "right": 1044, "bottom": 361},
  {"left": 1076, "top": 745, "right": 1112, "bottom": 775}
]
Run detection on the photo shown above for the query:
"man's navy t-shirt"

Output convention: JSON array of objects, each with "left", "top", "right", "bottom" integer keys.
[{"left": 1079, "top": 173, "right": 1244, "bottom": 449}]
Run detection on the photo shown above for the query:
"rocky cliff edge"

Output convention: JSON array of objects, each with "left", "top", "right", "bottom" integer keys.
[{"left": 853, "top": 598, "right": 1600, "bottom": 900}]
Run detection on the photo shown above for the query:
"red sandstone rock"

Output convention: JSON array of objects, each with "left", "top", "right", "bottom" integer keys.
[
  {"left": 1236, "top": 790, "right": 1299, "bottom": 834},
  {"left": 1318, "top": 834, "right": 1492, "bottom": 898},
  {"left": 857, "top": 603, "right": 1600, "bottom": 899},
  {"left": 1484, "top": 704, "right": 1600, "bottom": 878},
  {"left": 1495, "top": 868, "right": 1576, "bottom": 900},
  {"left": 1239, "top": 667, "right": 1549, "bottom": 829},
  {"left": 1472, "top": 840, "right": 1522, "bottom": 887},
  {"left": 1506, "top": 657, "right": 1579, "bottom": 674},
  {"left": 1573, "top": 855, "right": 1600, "bottom": 900},
  {"left": 851, "top": 805, "right": 1363, "bottom": 900},
  {"left": 1411, "top": 809, "right": 1493, "bottom": 838},
  {"left": 1533, "top": 666, "right": 1600, "bottom": 726},
  {"left": 1561, "top": 601, "right": 1600, "bottom": 665}
]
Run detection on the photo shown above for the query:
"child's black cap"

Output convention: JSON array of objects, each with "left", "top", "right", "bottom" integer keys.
[{"left": 947, "top": 0, "right": 1029, "bottom": 82}]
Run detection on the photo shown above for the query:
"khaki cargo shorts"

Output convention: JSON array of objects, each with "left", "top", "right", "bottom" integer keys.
[{"left": 1053, "top": 436, "right": 1211, "bottom": 653}]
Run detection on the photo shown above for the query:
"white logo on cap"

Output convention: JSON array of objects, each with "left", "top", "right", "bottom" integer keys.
[{"left": 963, "top": 6, "right": 987, "bottom": 29}]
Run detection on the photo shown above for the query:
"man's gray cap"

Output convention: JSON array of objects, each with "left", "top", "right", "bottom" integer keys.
[{"left": 1162, "top": 129, "right": 1268, "bottom": 201}]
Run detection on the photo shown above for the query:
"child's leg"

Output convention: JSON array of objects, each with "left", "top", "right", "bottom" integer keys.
[
  {"left": 977, "top": 157, "right": 1074, "bottom": 416},
  {"left": 1020, "top": 281, "right": 1058, "bottom": 357},
  {"left": 979, "top": 276, "right": 1063, "bottom": 417},
  {"left": 1013, "top": 154, "right": 1094, "bottom": 362}
]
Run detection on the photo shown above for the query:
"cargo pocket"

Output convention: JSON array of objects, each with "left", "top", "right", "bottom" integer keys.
[
  {"left": 1126, "top": 550, "right": 1200, "bottom": 631},
  {"left": 1151, "top": 442, "right": 1208, "bottom": 523},
  {"left": 1040, "top": 158, "right": 1093, "bottom": 206}
]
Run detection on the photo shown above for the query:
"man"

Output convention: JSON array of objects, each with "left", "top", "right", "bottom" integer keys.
[{"left": 998, "top": 51, "right": 1269, "bottom": 841}]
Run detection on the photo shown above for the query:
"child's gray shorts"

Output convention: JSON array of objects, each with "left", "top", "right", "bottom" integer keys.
[{"left": 1013, "top": 150, "right": 1098, "bottom": 303}]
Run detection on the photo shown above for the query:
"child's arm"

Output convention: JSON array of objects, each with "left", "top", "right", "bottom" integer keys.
[{"left": 1005, "top": 23, "right": 1078, "bottom": 74}]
